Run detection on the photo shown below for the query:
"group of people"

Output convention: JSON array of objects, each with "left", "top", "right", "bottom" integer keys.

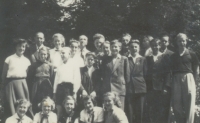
[{"left": 0, "top": 32, "right": 199, "bottom": 123}]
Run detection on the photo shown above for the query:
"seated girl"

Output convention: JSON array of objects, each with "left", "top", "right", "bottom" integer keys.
[
  {"left": 79, "top": 95, "right": 104, "bottom": 123},
  {"left": 103, "top": 92, "right": 129, "bottom": 123},
  {"left": 58, "top": 96, "right": 79, "bottom": 123},
  {"left": 33, "top": 96, "right": 57, "bottom": 123},
  {"left": 5, "top": 99, "right": 32, "bottom": 123}
]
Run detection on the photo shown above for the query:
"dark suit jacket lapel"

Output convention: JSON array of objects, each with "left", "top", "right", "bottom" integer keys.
[
  {"left": 111, "top": 57, "right": 122, "bottom": 74},
  {"left": 83, "top": 67, "right": 90, "bottom": 79},
  {"left": 107, "top": 57, "right": 114, "bottom": 72}
]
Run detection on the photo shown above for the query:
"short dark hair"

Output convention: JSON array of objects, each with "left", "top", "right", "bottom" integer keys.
[
  {"left": 129, "top": 39, "right": 140, "bottom": 46},
  {"left": 150, "top": 38, "right": 161, "bottom": 46},
  {"left": 13, "top": 38, "right": 27, "bottom": 48},
  {"left": 82, "top": 95, "right": 97, "bottom": 106}
]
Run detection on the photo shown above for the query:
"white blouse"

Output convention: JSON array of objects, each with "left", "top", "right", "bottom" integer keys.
[
  {"left": 49, "top": 48, "right": 63, "bottom": 68},
  {"left": 5, "top": 54, "right": 31, "bottom": 78},
  {"left": 5, "top": 113, "right": 32, "bottom": 123},
  {"left": 70, "top": 53, "right": 85, "bottom": 67},
  {"left": 33, "top": 112, "right": 57, "bottom": 123},
  {"left": 53, "top": 59, "right": 81, "bottom": 93}
]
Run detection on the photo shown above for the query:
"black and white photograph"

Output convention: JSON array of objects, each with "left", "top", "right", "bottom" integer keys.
[{"left": 0, "top": 0, "right": 200, "bottom": 123}]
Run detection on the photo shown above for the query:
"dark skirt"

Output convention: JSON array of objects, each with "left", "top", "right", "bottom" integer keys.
[
  {"left": 5, "top": 78, "right": 30, "bottom": 115},
  {"left": 32, "top": 78, "right": 53, "bottom": 113}
]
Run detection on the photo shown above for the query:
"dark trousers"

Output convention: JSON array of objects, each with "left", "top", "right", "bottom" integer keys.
[
  {"left": 127, "top": 93, "right": 145, "bottom": 123},
  {"left": 145, "top": 90, "right": 170, "bottom": 123}
]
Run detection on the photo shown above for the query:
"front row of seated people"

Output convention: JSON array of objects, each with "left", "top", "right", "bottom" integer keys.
[{"left": 5, "top": 92, "right": 128, "bottom": 123}]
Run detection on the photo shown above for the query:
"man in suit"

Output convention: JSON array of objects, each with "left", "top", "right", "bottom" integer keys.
[
  {"left": 26, "top": 32, "right": 50, "bottom": 63},
  {"left": 101, "top": 39, "right": 130, "bottom": 110},
  {"left": 127, "top": 39, "right": 147, "bottom": 123},
  {"left": 145, "top": 38, "right": 171, "bottom": 123}
]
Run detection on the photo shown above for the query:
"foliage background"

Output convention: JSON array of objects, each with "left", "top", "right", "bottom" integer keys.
[{"left": 1, "top": 0, "right": 200, "bottom": 122}]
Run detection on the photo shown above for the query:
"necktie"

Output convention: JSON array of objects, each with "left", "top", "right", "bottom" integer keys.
[
  {"left": 17, "top": 118, "right": 23, "bottom": 123},
  {"left": 40, "top": 114, "right": 49, "bottom": 123},
  {"left": 87, "top": 110, "right": 94, "bottom": 123}
]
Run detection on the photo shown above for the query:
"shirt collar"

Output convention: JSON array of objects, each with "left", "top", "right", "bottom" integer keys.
[
  {"left": 14, "top": 113, "right": 24, "bottom": 120},
  {"left": 161, "top": 48, "right": 168, "bottom": 54},
  {"left": 54, "top": 47, "right": 62, "bottom": 51},
  {"left": 81, "top": 47, "right": 87, "bottom": 52},
  {"left": 180, "top": 48, "right": 186, "bottom": 56},
  {"left": 14, "top": 53, "right": 24, "bottom": 58},
  {"left": 113, "top": 54, "right": 121, "bottom": 59},
  {"left": 87, "top": 66, "right": 94, "bottom": 70},
  {"left": 128, "top": 53, "right": 140, "bottom": 58},
  {"left": 152, "top": 51, "right": 162, "bottom": 57},
  {"left": 36, "top": 44, "right": 44, "bottom": 50}
]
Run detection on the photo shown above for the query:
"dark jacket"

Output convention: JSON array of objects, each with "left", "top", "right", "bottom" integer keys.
[
  {"left": 128, "top": 55, "right": 147, "bottom": 94},
  {"left": 146, "top": 54, "right": 167, "bottom": 91},
  {"left": 101, "top": 55, "right": 130, "bottom": 96},
  {"left": 79, "top": 66, "right": 102, "bottom": 95}
]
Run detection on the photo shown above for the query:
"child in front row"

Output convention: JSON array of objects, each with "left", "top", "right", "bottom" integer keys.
[
  {"left": 5, "top": 99, "right": 32, "bottom": 123},
  {"left": 103, "top": 92, "right": 129, "bottom": 123},
  {"left": 80, "top": 95, "right": 104, "bottom": 123},
  {"left": 58, "top": 96, "right": 79, "bottom": 123},
  {"left": 33, "top": 96, "right": 57, "bottom": 123}
]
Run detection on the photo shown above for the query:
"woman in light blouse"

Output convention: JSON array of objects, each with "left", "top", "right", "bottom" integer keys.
[{"left": 2, "top": 39, "right": 33, "bottom": 117}]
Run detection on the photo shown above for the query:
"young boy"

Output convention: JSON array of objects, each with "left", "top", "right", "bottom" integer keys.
[
  {"left": 70, "top": 39, "right": 85, "bottom": 67},
  {"left": 127, "top": 39, "right": 147, "bottom": 123},
  {"left": 120, "top": 33, "right": 131, "bottom": 56},
  {"left": 101, "top": 39, "right": 130, "bottom": 110},
  {"left": 78, "top": 35, "right": 90, "bottom": 60},
  {"left": 145, "top": 38, "right": 170, "bottom": 123}
]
